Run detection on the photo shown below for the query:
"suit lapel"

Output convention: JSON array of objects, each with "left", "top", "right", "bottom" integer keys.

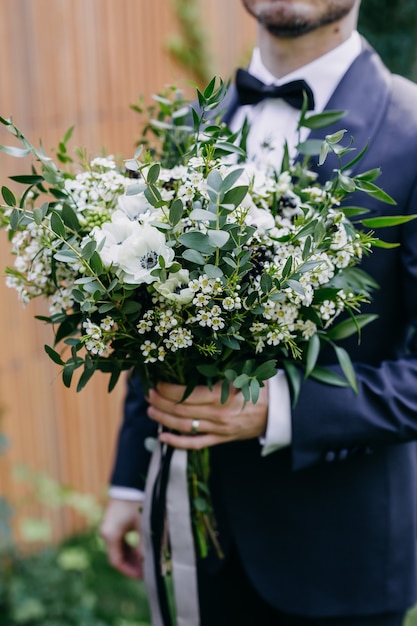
[
  {"left": 224, "top": 42, "right": 393, "bottom": 185},
  {"left": 300, "top": 43, "right": 392, "bottom": 183}
]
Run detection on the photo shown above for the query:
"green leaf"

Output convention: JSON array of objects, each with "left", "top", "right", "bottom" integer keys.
[
  {"left": 333, "top": 345, "right": 358, "bottom": 392},
  {"left": 9, "top": 208, "right": 20, "bottom": 230},
  {"left": 179, "top": 231, "right": 215, "bottom": 253},
  {"left": 361, "top": 215, "right": 417, "bottom": 228},
  {"left": 319, "top": 142, "right": 330, "bottom": 166},
  {"left": 260, "top": 273, "right": 272, "bottom": 294},
  {"left": 197, "top": 363, "right": 219, "bottom": 378},
  {"left": 189, "top": 208, "right": 217, "bottom": 222},
  {"left": 305, "top": 333, "right": 320, "bottom": 376},
  {"left": 356, "top": 181, "right": 396, "bottom": 205},
  {"left": 61, "top": 204, "right": 80, "bottom": 231},
  {"left": 147, "top": 163, "right": 161, "bottom": 185},
  {"left": 338, "top": 174, "right": 356, "bottom": 193},
  {"left": 81, "top": 240, "right": 97, "bottom": 260},
  {"left": 354, "top": 168, "right": 380, "bottom": 183},
  {"left": 207, "top": 229, "right": 230, "bottom": 248},
  {"left": 325, "top": 129, "right": 347, "bottom": 144},
  {"left": 283, "top": 360, "right": 301, "bottom": 406},
  {"left": 297, "top": 139, "right": 324, "bottom": 156},
  {"left": 169, "top": 198, "right": 184, "bottom": 225},
  {"left": 254, "top": 360, "right": 277, "bottom": 381},
  {"left": 370, "top": 239, "right": 400, "bottom": 249},
  {"left": 33, "top": 207, "right": 44, "bottom": 225},
  {"left": 221, "top": 379, "right": 230, "bottom": 404},
  {"left": 222, "top": 185, "right": 248, "bottom": 208},
  {"left": 89, "top": 251, "right": 103, "bottom": 274},
  {"left": 220, "top": 335, "right": 241, "bottom": 350},
  {"left": 108, "top": 367, "right": 122, "bottom": 392},
  {"left": 63, "top": 362, "right": 76, "bottom": 388},
  {"left": 50, "top": 212, "right": 66, "bottom": 238},
  {"left": 121, "top": 301, "right": 142, "bottom": 314},
  {"left": 339, "top": 206, "right": 370, "bottom": 218},
  {"left": 9, "top": 174, "right": 44, "bottom": 185},
  {"left": 182, "top": 249, "right": 206, "bottom": 264},
  {"left": 203, "top": 76, "right": 216, "bottom": 99},
  {"left": 250, "top": 378, "right": 260, "bottom": 403},
  {"left": 0, "top": 145, "right": 31, "bottom": 158},
  {"left": 220, "top": 168, "right": 244, "bottom": 192},
  {"left": 204, "top": 264, "right": 223, "bottom": 278},
  {"left": 233, "top": 373, "right": 249, "bottom": 389},
  {"left": 77, "top": 363, "right": 97, "bottom": 392},
  {"left": 2, "top": 186, "right": 16, "bottom": 206},
  {"left": 44, "top": 344, "right": 64, "bottom": 366},
  {"left": 281, "top": 255, "right": 293, "bottom": 280},
  {"left": 327, "top": 314, "right": 378, "bottom": 341},
  {"left": 54, "top": 249, "right": 79, "bottom": 263},
  {"left": 300, "top": 110, "right": 346, "bottom": 130},
  {"left": 310, "top": 366, "right": 350, "bottom": 387}
]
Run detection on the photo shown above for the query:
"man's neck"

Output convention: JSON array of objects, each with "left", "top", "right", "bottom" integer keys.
[{"left": 257, "top": 14, "right": 358, "bottom": 79}]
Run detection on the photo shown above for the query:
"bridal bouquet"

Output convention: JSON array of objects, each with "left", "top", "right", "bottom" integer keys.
[{"left": 0, "top": 78, "right": 404, "bottom": 555}]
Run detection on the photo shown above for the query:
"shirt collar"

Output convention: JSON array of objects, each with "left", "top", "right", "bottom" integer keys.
[{"left": 248, "top": 31, "right": 362, "bottom": 112}]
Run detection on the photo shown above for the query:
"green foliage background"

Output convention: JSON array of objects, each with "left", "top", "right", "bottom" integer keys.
[{"left": 358, "top": 0, "right": 417, "bottom": 79}]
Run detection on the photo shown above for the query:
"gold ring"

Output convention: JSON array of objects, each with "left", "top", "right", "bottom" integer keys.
[{"left": 191, "top": 419, "right": 200, "bottom": 435}]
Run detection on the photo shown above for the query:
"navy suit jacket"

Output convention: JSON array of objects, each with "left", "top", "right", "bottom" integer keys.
[{"left": 111, "top": 42, "right": 417, "bottom": 617}]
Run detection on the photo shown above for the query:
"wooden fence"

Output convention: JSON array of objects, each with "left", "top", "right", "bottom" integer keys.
[{"left": 0, "top": 0, "right": 255, "bottom": 543}]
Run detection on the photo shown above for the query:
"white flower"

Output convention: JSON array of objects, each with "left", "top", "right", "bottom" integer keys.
[
  {"left": 94, "top": 215, "right": 174, "bottom": 285},
  {"left": 154, "top": 270, "right": 194, "bottom": 304},
  {"left": 100, "top": 316, "right": 114, "bottom": 331},
  {"left": 92, "top": 217, "right": 135, "bottom": 266},
  {"left": 117, "top": 190, "right": 153, "bottom": 221},
  {"left": 245, "top": 202, "right": 275, "bottom": 232},
  {"left": 117, "top": 223, "right": 174, "bottom": 284}
]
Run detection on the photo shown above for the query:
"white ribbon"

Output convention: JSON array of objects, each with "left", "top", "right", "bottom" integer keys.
[
  {"left": 142, "top": 440, "right": 166, "bottom": 626},
  {"left": 166, "top": 448, "right": 200, "bottom": 626},
  {"left": 142, "top": 442, "right": 200, "bottom": 626}
]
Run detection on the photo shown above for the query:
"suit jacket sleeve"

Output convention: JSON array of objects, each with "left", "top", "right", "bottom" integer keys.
[{"left": 110, "top": 374, "right": 158, "bottom": 491}]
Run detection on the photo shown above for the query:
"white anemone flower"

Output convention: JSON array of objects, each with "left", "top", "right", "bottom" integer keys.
[
  {"left": 116, "top": 190, "right": 153, "bottom": 221},
  {"left": 116, "top": 222, "right": 174, "bottom": 285},
  {"left": 92, "top": 217, "right": 134, "bottom": 267}
]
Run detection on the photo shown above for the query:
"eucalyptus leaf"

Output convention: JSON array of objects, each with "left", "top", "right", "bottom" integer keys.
[
  {"left": 203, "top": 264, "right": 224, "bottom": 278},
  {"left": 44, "top": 344, "right": 64, "bottom": 366},
  {"left": 50, "top": 212, "right": 66, "bottom": 238},
  {"left": 207, "top": 229, "right": 229, "bottom": 248},
  {"left": 1, "top": 186, "right": 16, "bottom": 206},
  {"left": 179, "top": 231, "right": 215, "bottom": 253},
  {"left": 182, "top": 248, "right": 206, "bottom": 264},
  {"left": 306, "top": 333, "right": 320, "bottom": 376},
  {"left": 189, "top": 208, "right": 217, "bottom": 222}
]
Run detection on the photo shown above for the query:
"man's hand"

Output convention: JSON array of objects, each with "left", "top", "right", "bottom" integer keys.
[
  {"left": 146, "top": 381, "right": 268, "bottom": 449},
  {"left": 100, "top": 499, "right": 143, "bottom": 578}
]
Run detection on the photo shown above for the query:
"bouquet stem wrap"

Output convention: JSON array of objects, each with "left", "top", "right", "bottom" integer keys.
[{"left": 143, "top": 441, "right": 200, "bottom": 626}]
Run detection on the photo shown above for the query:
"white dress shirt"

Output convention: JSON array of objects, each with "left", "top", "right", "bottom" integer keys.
[{"left": 109, "top": 31, "right": 362, "bottom": 500}]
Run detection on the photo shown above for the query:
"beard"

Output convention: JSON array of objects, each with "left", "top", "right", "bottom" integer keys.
[{"left": 242, "top": 1, "right": 357, "bottom": 38}]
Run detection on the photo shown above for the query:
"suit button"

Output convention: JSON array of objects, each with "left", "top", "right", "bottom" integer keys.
[
  {"left": 338, "top": 448, "right": 349, "bottom": 461},
  {"left": 324, "top": 450, "right": 336, "bottom": 463}
]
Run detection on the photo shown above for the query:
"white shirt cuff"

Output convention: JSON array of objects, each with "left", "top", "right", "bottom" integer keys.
[
  {"left": 108, "top": 486, "right": 145, "bottom": 502},
  {"left": 261, "top": 370, "right": 292, "bottom": 456}
]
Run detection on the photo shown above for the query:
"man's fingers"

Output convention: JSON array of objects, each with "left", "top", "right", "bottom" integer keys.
[
  {"left": 159, "top": 431, "right": 227, "bottom": 449},
  {"left": 106, "top": 539, "right": 143, "bottom": 579}
]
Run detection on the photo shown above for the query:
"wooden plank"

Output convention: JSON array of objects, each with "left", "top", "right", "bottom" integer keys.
[{"left": 0, "top": 0, "right": 254, "bottom": 546}]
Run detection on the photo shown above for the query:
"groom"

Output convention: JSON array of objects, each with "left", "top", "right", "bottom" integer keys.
[{"left": 101, "top": 1, "right": 417, "bottom": 624}]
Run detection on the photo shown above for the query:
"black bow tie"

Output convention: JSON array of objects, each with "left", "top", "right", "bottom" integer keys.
[{"left": 235, "top": 68, "right": 315, "bottom": 110}]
